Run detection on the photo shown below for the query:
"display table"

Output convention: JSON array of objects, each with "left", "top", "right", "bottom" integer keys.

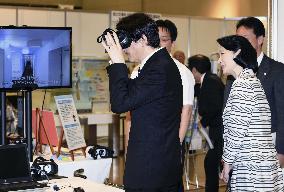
[
  {"left": 46, "top": 177, "right": 124, "bottom": 192},
  {"left": 54, "top": 113, "right": 120, "bottom": 156},
  {"left": 57, "top": 158, "right": 112, "bottom": 184}
]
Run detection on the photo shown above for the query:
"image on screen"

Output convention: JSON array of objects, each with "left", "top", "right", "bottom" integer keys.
[{"left": 0, "top": 27, "right": 72, "bottom": 90}]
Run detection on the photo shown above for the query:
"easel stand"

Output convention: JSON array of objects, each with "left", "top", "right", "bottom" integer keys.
[
  {"left": 57, "top": 126, "right": 86, "bottom": 161},
  {"left": 34, "top": 108, "right": 55, "bottom": 155}
]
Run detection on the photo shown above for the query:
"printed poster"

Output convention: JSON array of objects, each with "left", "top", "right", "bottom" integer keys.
[{"left": 54, "top": 95, "right": 86, "bottom": 151}]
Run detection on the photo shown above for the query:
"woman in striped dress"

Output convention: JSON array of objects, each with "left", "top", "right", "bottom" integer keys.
[{"left": 217, "top": 35, "right": 283, "bottom": 191}]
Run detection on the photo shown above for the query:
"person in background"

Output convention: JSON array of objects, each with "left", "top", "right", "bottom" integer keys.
[
  {"left": 188, "top": 59, "right": 202, "bottom": 100},
  {"left": 156, "top": 19, "right": 195, "bottom": 191},
  {"left": 155, "top": 19, "right": 195, "bottom": 145},
  {"left": 224, "top": 17, "right": 284, "bottom": 167},
  {"left": 173, "top": 50, "right": 186, "bottom": 64},
  {"left": 6, "top": 100, "right": 16, "bottom": 135},
  {"left": 218, "top": 35, "right": 283, "bottom": 191},
  {"left": 188, "top": 54, "right": 224, "bottom": 192},
  {"left": 102, "top": 13, "right": 183, "bottom": 192}
]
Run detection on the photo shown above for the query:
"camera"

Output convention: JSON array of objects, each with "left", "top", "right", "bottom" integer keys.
[{"left": 97, "top": 28, "right": 132, "bottom": 49}]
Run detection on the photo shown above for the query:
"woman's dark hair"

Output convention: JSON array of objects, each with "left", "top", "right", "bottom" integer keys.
[
  {"left": 116, "top": 13, "right": 160, "bottom": 48},
  {"left": 217, "top": 35, "right": 258, "bottom": 73},
  {"left": 188, "top": 54, "right": 211, "bottom": 74}
]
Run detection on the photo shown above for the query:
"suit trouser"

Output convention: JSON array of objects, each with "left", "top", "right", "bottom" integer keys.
[
  {"left": 178, "top": 141, "right": 186, "bottom": 192},
  {"left": 125, "top": 184, "right": 179, "bottom": 192},
  {"left": 204, "top": 141, "right": 223, "bottom": 192}
]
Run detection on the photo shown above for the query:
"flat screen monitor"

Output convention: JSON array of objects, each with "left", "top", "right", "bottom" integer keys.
[{"left": 0, "top": 26, "right": 72, "bottom": 90}]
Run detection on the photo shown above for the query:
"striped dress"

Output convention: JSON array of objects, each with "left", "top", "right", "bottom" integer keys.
[{"left": 223, "top": 69, "right": 284, "bottom": 191}]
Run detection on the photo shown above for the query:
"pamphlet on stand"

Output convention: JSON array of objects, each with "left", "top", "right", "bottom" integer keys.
[{"left": 54, "top": 95, "right": 86, "bottom": 161}]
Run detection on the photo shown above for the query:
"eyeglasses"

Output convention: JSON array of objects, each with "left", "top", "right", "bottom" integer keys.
[{"left": 160, "top": 38, "right": 172, "bottom": 43}]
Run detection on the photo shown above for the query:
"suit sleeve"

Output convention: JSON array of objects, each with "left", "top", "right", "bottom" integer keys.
[
  {"left": 199, "top": 78, "right": 224, "bottom": 127},
  {"left": 106, "top": 63, "right": 166, "bottom": 114},
  {"left": 222, "top": 82, "right": 254, "bottom": 165},
  {"left": 274, "top": 65, "right": 284, "bottom": 154}
]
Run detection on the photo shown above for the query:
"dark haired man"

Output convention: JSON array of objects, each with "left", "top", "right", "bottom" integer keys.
[
  {"left": 101, "top": 13, "right": 183, "bottom": 191},
  {"left": 235, "top": 17, "right": 284, "bottom": 167},
  {"left": 188, "top": 54, "right": 224, "bottom": 192}
]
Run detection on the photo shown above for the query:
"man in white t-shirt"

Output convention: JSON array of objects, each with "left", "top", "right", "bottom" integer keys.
[
  {"left": 156, "top": 19, "right": 195, "bottom": 192},
  {"left": 156, "top": 19, "right": 195, "bottom": 143}
]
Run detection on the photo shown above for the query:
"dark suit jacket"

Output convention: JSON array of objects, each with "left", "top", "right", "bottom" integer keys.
[
  {"left": 198, "top": 72, "right": 224, "bottom": 143},
  {"left": 257, "top": 54, "right": 284, "bottom": 154},
  {"left": 106, "top": 48, "right": 183, "bottom": 188},
  {"left": 223, "top": 75, "right": 235, "bottom": 111}
]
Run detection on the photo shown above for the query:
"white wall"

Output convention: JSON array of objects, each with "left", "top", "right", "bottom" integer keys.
[
  {"left": 189, "top": 18, "right": 223, "bottom": 58},
  {"left": 0, "top": 7, "right": 16, "bottom": 25},
  {"left": 66, "top": 12, "right": 109, "bottom": 58},
  {"left": 18, "top": 9, "right": 65, "bottom": 27}
]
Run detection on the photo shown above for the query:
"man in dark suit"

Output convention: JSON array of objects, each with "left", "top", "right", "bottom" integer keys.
[
  {"left": 234, "top": 17, "right": 284, "bottom": 166},
  {"left": 188, "top": 54, "right": 224, "bottom": 192},
  {"left": 100, "top": 13, "right": 183, "bottom": 192}
]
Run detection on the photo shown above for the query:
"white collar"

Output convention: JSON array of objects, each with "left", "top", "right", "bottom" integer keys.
[
  {"left": 257, "top": 52, "right": 264, "bottom": 66},
  {"left": 200, "top": 73, "right": 206, "bottom": 87},
  {"left": 139, "top": 47, "right": 163, "bottom": 70}
]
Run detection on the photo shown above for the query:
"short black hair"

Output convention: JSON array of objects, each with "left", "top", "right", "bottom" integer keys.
[
  {"left": 217, "top": 35, "right": 258, "bottom": 73},
  {"left": 156, "top": 19, "right": 178, "bottom": 42},
  {"left": 188, "top": 54, "right": 211, "bottom": 74},
  {"left": 236, "top": 17, "right": 265, "bottom": 37},
  {"left": 116, "top": 13, "right": 160, "bottom": 48}
]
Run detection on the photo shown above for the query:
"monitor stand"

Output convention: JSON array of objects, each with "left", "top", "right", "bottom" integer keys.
[
  {"left": 24, "top": 91, "right": 33, "bottom": 162},
  {"left": 0, "top": 91, "right": 33, "bottom": 162},
  {"left": 0, "top": 92, "right": 6, "bottom": 145}
]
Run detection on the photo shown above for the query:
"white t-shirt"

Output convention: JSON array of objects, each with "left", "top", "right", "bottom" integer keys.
[
  {"left": 130, "top": 57, "right": 195, "bottom": 106},
  {"left": 172, "top": 58, "right": 195, "bottom": 105}
]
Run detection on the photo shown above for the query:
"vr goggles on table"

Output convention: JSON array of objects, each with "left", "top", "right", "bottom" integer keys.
[
  {"left": 88, "top": 145, "right": 114, "bottom": 159},
  {"left": 31, "top": 157, "right": 58, "bottom": 180}
]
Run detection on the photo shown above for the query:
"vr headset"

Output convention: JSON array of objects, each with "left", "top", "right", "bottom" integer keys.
[
  {"left": 88, "top": 145, "right": 114, "bottom": 159},
  {"left": 31, "top": 157, "right": 58, "bottom": 180},
  {"left": 97, "top": 28, "right": 132, "bottom": 49}
]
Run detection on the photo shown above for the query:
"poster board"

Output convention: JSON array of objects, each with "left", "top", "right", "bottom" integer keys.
[
  {"left": 54, "top": 95, "right": 86, "bottom": 151},
  {"left": 32, "top": 109, "right": 59, "bottom": 146}
]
